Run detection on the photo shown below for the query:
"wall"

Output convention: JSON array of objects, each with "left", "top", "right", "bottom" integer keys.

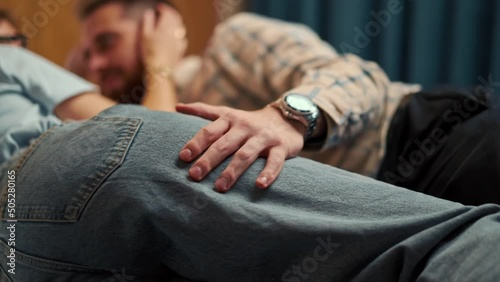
[{"left": 0, "top": 0, "right": 231, "bottom": 66}]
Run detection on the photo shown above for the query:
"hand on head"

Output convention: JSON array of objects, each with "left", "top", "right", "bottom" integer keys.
[
  {"left": 75, "top": 1, "right": 188, "bottom": 100},
  {"left": 141, "top": 3, "right": 188, "bottom": 71}
]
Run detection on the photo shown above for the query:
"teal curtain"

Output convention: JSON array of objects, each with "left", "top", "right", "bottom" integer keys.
[{"left": 249, "top": 0, "right": 500, "bottom": 88}]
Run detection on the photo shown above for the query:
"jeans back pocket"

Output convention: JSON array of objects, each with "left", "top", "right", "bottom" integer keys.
[{"left": 0, "top": 116, "right": 142, "bottom": 223}]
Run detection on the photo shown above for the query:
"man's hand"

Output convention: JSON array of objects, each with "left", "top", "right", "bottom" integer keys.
[
  {"left": 141, "top": 4, "right": 188, "bottom": 70},
  {"left": 176, "top": 103, "right": 306, "bottom": 193}
]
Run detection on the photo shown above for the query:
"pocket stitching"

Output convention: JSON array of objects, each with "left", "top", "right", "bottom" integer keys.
[
  {"left": 64, "top": 118, "right": 143, "bottom": 221},
  {"left": 0, "top": 117, "right": 143, "bottom": 222},
  {"left": 0, "top": 125, "right": 60, "bottom": 219}
]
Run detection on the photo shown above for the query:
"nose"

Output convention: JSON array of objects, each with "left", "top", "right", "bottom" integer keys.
[{"left": 88, "top": 53, "right": 109, "bottom": 72}]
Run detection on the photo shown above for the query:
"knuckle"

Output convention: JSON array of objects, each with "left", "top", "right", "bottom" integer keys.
[
  {"left": 183, "top": 138, "right": 202, "bottom": 154},
  {"left": 268, "top": 162, "right": 281, "bottom": 172},
  {"left": 223, "top": 111, "right": 238, "bottom": 121},
  {"left": 196, "top": 158, "right": 212, "bottom": 171},
  {"left": 222, "top": 168, "right": 237, "bottom": 183},
  {"left": 184, "top": 141, "right": 200, "bottom": 155},
  {"left": 214, "top": 139, "right": 232, "bottom": 152},
  {"left": 259, "top": 128, "right": 276, "bottom": 142},
  {"left": 240, "top": 122, "right": 252, "bottom": 132},
  {"left": 267, "top": 158, "right": 283, "bottom": 170},
  {"left": 236, "top": 149, "right": 254, "bottom": 162},
  {"left": 200, "top": 127, "right": 216, "bottom": 141}
]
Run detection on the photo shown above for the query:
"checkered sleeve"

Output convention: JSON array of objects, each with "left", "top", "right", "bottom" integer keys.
[{"left": 209, "top": 13, "right": 393, "bottom": 150}]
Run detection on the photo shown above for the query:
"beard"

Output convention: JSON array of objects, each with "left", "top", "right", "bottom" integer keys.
[
  {"left": 117, "top": 76, "right": 145, "bottom": 104},
  {"left": 100, "top": 66, "right": 145, "bottom": 104}
]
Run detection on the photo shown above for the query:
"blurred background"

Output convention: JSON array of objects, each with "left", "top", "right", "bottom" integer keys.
[
  {"left": 250, "top": 0, "right": 500, "bottom": 88},
  {"left": 1, "top": 0, "right": 499, "bottom": 88},
  {"left": 0, "top": 0, "right": 234, "bottom": 65}
]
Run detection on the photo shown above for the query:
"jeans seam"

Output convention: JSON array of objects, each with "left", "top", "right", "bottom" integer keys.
[
  {"left": 0, "top": 125, "right": 60, "bottom": 219},
  {"left": 64, "top": 118, "right": 143, "bottom": 221},
  {"left": 0, "top": 117, "right": 143, "bottom": 222}
]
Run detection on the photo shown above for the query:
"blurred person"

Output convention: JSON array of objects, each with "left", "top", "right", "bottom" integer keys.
[
  {"left": 72, "top": 0, "right": 500, "bottom": 205},
  {"left": 2, "top": 6, "right": 177, "bottom": 113},
  {"left": 70, "top": 0, "right": 187, "bottom": 107},
  {"left": 70, "top": 3, "right": 185, "bottom": 112}
]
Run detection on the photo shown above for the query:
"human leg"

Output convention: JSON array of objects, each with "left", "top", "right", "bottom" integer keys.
[
  {"left": 378, "top": 86, "right": 500, "bottom": 205},
  {"left": 0, "top": 105, "right": 499, "bottom": 281}
]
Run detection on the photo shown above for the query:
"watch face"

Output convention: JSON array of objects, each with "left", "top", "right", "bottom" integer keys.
[{"left": 285, "top": 94, "right": 316, "bottom": 113}]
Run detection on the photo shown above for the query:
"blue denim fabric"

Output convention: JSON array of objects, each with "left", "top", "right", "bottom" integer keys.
[{"left": 0, "top": 105, "right": 499, "bottom": 282}]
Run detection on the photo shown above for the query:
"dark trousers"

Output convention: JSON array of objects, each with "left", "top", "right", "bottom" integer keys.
[{"left": 377, "top": 86, "right": 500, "bottom": 206}]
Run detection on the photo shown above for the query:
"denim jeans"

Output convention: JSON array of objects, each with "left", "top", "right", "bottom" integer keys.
[{"left": 0, "top": 105, "right": 499, "bottom": 282}]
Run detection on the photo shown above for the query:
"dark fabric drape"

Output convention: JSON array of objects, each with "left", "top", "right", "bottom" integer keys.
[{"left": 249, "top": 0, "right": 500, "bottom": 88}]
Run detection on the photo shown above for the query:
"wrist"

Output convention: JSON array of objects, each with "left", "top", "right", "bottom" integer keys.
[
  {"left": 145, "top": 64, "right": 175, "bottom": 85},
  {"left": 266, "top": 105, "right": 307, "bottom": 137},
  {"left": 145, "top": 62, "right": 173, "bottom": 76}
]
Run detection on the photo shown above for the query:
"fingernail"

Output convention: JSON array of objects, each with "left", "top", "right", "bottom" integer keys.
[
  {"left": 190, "top": 166, "right": 203, "bottom": 181},
  {"left": 257, "top": 176, "right": 268, "bottom": 187},
  {"left": 180, "top": 149, "right": 192, "bottom": 161},
  {"left": 216, "top": 177, "right": 228, "bottom": 192}
]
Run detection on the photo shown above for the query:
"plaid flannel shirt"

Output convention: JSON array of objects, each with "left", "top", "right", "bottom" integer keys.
[{"left": 179, "top": 13, "right": 421, "bottom": 177}]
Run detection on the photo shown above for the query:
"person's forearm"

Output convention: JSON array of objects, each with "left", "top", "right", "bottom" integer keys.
[
  {"left": 1, "top": 46, "right": 104, "bottom": 116},
  {"left": 54, "top": 92, "right": 117, "bottom": 121},
  {"left": 206, "top": 14, "right": 391, "bottom": 148},
  {"left": 141, "top": 68, "right": 178, "bottom": 112},
  {"left": 139, "top": 5, "right": 185, "bottom": 113}
]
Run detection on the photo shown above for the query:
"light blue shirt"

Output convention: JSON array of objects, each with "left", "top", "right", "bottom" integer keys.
[{"left": 0, "top": 46, "right": 97, "bottom": 165}]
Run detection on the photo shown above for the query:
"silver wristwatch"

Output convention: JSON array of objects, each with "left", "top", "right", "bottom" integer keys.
[{"left": 270, "top": 94, "right": 320, "bottom": 140}]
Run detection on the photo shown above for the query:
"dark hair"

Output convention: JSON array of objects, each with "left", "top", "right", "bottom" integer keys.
[
  {"left": 0, "top": 9, "right": 17, "bottom": 29},
  {"left": 76, "top": 0, "right": 175, "bottom": 20}
]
